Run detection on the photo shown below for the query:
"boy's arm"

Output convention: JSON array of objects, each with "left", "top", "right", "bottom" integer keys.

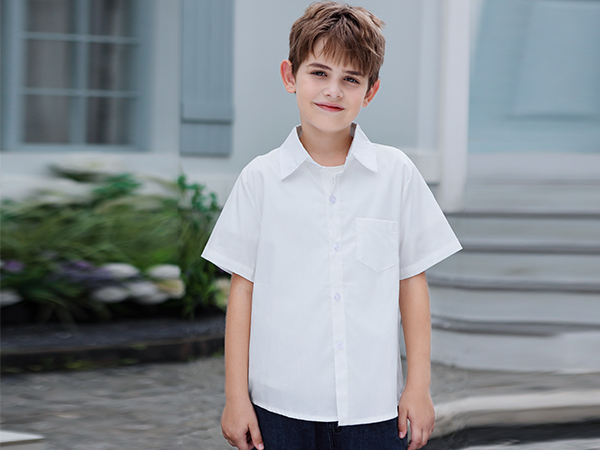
[
  {"left": 398, "top": 272, "right": 435, "bottom": 450},
  {"left": 221, "top": 273, "right": 264, "bottom": 450}
]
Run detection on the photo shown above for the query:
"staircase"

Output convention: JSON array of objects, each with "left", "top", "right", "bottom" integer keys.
[{"left": 426, "top": 183, "right": 600, "bottom": 372}]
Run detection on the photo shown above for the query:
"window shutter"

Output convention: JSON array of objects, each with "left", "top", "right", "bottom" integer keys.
[{"left": 180, "top": 0, "right": 234, "bottom": 156}]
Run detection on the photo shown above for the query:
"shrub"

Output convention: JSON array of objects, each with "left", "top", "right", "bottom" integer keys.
[{"left": 0, "top": 172, "right": 224, "bottom": 324}]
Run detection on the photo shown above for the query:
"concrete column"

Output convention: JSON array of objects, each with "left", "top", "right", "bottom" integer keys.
[{"left": 437, "top": 0, "right": 470, "bottom": 212}]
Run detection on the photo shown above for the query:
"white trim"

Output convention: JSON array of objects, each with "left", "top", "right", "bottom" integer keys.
[{"left": 437, "top": 0, "right": 470, "bottom": 212}]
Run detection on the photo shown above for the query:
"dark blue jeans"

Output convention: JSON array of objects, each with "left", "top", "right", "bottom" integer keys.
[{"left": 253, "top": 404, "right": 408, "bottom": 450}]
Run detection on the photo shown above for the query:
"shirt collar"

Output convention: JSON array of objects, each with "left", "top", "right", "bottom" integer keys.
[{"left": 279, "top": 123, "right": 378, "bottom": 180}]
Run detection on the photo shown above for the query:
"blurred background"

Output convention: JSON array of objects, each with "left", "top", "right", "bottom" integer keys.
[{"left": 1, "top": 0, "right": 599, "bottom": 449}]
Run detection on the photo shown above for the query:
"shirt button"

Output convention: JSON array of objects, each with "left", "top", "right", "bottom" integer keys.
[
  {"left": 336, "top": 341, "right": 344, "bottom": 349},
  {"left": 329, "top": 196, "right": 336, "bottom": 204},
  {"left": 333, "top": 243, "right": 341, "bottom": 251},
  {"left": 334, "top": 293, "right": 341, "bottom": 301}
]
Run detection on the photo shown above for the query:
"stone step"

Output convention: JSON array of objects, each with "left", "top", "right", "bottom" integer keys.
[
  {"left": 448, "top": 216, "right": 600, "bottom": 254},
  {"left": 429, "top": 324, "right": 600, "bottom": 372},
  {"left": 427, "top": 252, "right": 600, "bottom": 292},
  {"left": 463, "top": 184, "right": 600, "bottom": 215},
  {"left": 0, "top": 431, "right": 45, "bottom": 450},
  {"left": 429, "top": 286, "right": 600, "bottom": 325}
]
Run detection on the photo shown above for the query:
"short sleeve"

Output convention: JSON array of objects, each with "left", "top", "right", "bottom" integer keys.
[
  {"left": 201, "top": 166, "right": 261, "bottom": 282},
  {"left": 398, "top": 162, "right": 462, "bottom": 280}
]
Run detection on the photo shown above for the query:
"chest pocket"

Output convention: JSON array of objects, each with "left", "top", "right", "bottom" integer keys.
[{"left": 356, "top": 218, "right": 399, "bottom": 272}]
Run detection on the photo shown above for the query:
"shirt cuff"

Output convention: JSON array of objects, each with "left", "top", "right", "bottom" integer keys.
[
  {"left": 201, "top": 248, "right": 255, "bottom": 282},
  {"left": 399, "top": 239, "right": 462, "bottom": 280}
]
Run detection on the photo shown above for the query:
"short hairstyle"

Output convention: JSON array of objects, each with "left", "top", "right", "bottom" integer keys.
[{"left": 288, "top": 2, "right": 386, "bottom": 91}]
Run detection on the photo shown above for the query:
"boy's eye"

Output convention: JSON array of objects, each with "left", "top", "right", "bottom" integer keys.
[
  {"left": 311, "top": 71, "right": 327, "bottom": 77},
  {"left": 345, "top": 77, "right": 359, "bottom": 84}
]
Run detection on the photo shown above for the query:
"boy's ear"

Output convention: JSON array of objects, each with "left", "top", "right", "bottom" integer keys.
[
  {"left": 362, "top": 79, "right": 381, "bottom": 107},
  {"left": 280, "top": 60, "right": 296, "bottom": 94}
]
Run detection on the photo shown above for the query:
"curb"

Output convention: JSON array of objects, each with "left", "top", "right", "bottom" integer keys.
[
  {"left": 433, "top": 390, "right": 600, "bottom": 437},
  {"left": 1, "top": 334, "right": 225, "bottom": 372},
  {"left": 0, "top": 430, "right": 46, "bottom": 450}
]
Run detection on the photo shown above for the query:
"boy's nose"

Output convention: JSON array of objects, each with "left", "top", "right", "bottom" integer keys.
[{"left": 323, "top": 81, "right": 343, "bottom": 99}]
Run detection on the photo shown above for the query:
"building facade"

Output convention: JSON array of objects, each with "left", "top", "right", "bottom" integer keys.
[{"left": 2, "top": 0, "right": 599, "bottom": 372}]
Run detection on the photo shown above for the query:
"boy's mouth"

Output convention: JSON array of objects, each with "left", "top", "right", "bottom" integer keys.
[{"left": 315, "top": 102, "right": 345, "bottom": 112}]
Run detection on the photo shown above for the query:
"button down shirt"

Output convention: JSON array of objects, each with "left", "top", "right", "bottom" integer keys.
[{"left": 202, "top": 123, "right": 462, "bottom": 425}]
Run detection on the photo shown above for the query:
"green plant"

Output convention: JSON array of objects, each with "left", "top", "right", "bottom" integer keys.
[
  {"left": 177, "top": 175, "right": 221, "bottom": 318},
  {"left": 91, "top": 173, "right": 142, "bottom": 204},
  {"left": 1, "top": 172, "right": 223, "bottom": 324}
]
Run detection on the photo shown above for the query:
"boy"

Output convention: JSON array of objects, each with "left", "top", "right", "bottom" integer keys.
[{"left": 202, "top": 2, "right": 461, "bottom": 449}]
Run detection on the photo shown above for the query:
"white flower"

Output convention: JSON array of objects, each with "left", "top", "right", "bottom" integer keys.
[
  {"left": 0, "top": 289, "right": 22, "bottom": 307},
  {"left": 214, "top": 277, "right": 231, "bottom": 310},
  {"left": 155, "top": 279, "right": 185, "bottom": 298},
  {"left": 125, "top": 281, "right": 160, "bottom": 298},
  {"left": 36, "top": 178, "right": 96, "bottom": 198},
  {"left": 101, "top": 263, "right": 140, "bottom": 279},
  {"left": 35, "top": 194, "right": 77, "bottom": 205},
  {"left": 0, "top": 175, "right": 43, "bottom": 201},
  {"left": 147, "top": 264, "right": 181, "bottom": 280},
  {"left": 51, "top": 153, "right": 125, "bottom": 179},
  {"left": 0, "top": 175, "right": 95, "bottom": 202},
  {"left": 215, "top": 277, "right": 231, "bottom": 293},
  {"left": 135, "top": 174, "right": 178, "bottom": 199},
  {"left": 91, "top": 286, "right": 129, "bottom": 303},
  {"left": 132, "top": 291, "right": 170, "bottom": 305}
]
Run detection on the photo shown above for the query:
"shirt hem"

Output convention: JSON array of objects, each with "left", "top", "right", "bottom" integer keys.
[{"left": 251, "top": 400, "right": 398, "bottom": 426}]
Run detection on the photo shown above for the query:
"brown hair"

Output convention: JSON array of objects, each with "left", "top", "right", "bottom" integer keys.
[{"left": 288, "top": 2, "right": 385, "bottom": 90}]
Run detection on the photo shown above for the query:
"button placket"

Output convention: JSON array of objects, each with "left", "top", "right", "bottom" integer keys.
[{"left": 325, "top": 172, "right": 349, "bottom": 423}]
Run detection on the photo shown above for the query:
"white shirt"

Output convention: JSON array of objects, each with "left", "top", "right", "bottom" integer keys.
[{"left": 202, "top": 123, "right": 461, "bottom": 426}]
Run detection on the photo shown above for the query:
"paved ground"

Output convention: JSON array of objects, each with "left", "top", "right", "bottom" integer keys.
[
  {"left": 2, "top": 356, "right": 600, "bottom": 450},
  {"left": 1, "top": 357, "right": 227, "bottom": 450}
]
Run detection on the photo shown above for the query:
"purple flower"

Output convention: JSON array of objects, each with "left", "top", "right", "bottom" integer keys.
[
  {"left": 55, "top": 261, "right": 117, "bottom": 289},
  {"left": 2, "top": 260, "right": 25, "bottom": 273},
  {"left": 72, "top": 260, "right": 94, "bottom": 270}
]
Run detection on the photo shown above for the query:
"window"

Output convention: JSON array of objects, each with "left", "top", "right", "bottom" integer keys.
[{"left": 1, "top": 0, "right": 150, "bottom": 151}]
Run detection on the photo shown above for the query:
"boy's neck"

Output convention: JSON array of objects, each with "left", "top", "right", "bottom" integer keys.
[{"left": 299, "top": 124, "right": 353, "bottom": 167}]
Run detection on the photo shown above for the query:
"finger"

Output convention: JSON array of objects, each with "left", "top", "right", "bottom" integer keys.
[
  {"left": 236, "top": 432, "right": 253, "bottom": 450},
  {"left": 248, "top": 419, "right": 265, "bottom": 450},
  {"left": 408, "top": 426, "right": 424, "bottom": 450},
  {"left": 422, "top": 422, "right": 434, "bottom": 446},
  {"left": 222, "top": 429, "right": 235, "bottom": 447},
  {"left": 397, "top": 409, "right": 408, "bottom": 439}
]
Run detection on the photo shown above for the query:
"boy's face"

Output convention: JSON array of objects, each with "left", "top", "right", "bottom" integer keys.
[{"left": 281, "top": 40, "right": 380, "bottom": 138}]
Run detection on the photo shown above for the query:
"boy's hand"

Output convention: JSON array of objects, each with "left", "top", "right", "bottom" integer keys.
[
  {"left": 221, "top": 397, "right": 264, "bottom": 450},
  {"left": 397, "top": 386, "right": 435, "bottom": 450}
]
